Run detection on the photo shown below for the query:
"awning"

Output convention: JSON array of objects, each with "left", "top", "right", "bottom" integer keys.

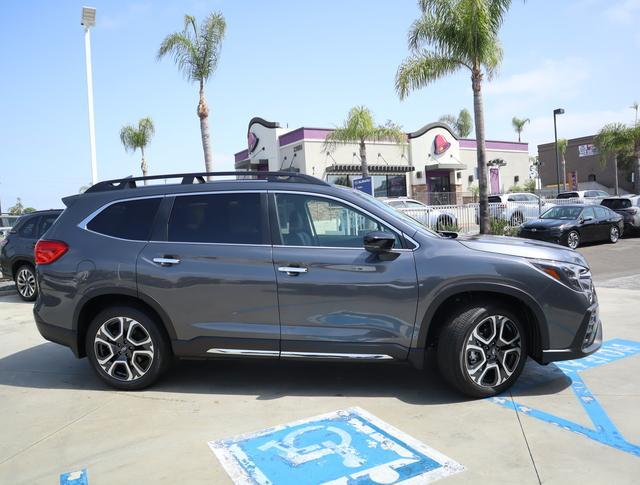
[
  {"left": 326, "top": 164, "right": 415, "bottom": 174},
  {"left": 424, "top": 162, "right": 467, "bottom": 171}
]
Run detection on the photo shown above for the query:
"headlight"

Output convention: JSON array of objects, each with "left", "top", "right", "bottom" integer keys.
[{"left": 530, "top": 259, "right": 593, "bottom": 297}]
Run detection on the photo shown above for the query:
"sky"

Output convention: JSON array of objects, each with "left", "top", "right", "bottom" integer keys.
[{"left": 1, "top": 0, "right": 639, "bottom": 210}]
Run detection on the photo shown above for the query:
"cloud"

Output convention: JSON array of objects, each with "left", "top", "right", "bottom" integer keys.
[
  {"left": 605, "top": 0, "right": 640, "bottom": 23},
  {"left": 485, "top": 59, "right": 589, "bottom": 101}
]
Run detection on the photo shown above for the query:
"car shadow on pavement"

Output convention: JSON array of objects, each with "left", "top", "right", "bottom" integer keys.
[{"left": 0, "top": 342, "right": 571, "bottom": 404}]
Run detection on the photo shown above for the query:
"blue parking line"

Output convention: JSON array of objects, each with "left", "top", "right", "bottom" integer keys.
[
  {"left": 490, "top": 338, "right": 640, "bottom": 457},
  {"left": 60, "top": 469, "right": 88, "bottom": 485}
]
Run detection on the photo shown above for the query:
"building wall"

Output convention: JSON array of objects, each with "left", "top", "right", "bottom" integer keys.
[{"left": 459, "top": 147, "right": 531, "bottom": 193}]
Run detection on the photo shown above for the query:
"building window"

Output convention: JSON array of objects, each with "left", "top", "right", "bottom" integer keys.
[
  {"left": 373, "top": 175, "right": 407, "bottom": 198},
  {"left": 326, "top": 175, "right": 352, "bottom": 187},
  {"left": 588, "top": 174, "right": 596, "bottom": 182},
  {"left": 514, "top": 175, "right": 520, "bottom": 183}
]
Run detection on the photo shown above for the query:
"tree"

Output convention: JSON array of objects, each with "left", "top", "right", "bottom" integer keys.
[
  {"left": 438, "top": 108, "right": 473, "bottom": 137},
  {"left": 158, "top": 13, "right": 226, "bottom": 175},
  {"left": 594, "top": 122, "right": 640, "bottom": 195},
  {"left": 523, "top": 178, "right": 536, "bottom": 193},
  {"left": 511, "top": 117, "right": 529, "bottom": 142},
  {"left": 395, "top": 0, "right": 518, "bottom": 234},
  {"left": 557, "top": 138, "right": 568, "bottom": 190},
  {"left": 631, "top": 101, "right": 639, "bottom": 124},
  {"left": 8, "top": 198, "right": 35, "bottom": 215},
  {"left": 120, "top": 117, "right": 155, "bottom": 183},
  {"left": 324, "top": 106, "right": 407, "bottom": 177}
]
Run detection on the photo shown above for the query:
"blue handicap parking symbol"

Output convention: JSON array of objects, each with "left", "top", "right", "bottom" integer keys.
[
  {"left": 210, "top": 407, "right": 464, "bottom": 484},
  {"left": 60, "top": 469, "right": 88, "bottom": 485},
  {"left": 490, "top": 338, "right": 640, "bottom": 457}
]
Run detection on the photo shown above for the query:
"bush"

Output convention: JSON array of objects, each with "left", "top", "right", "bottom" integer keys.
[{"left": 489, "top": 218, "right": 520, "bottom": 236}]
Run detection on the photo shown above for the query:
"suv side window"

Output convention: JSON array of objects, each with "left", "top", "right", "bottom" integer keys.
[
  {"left": 168, "top": 193, "right": 266, "bottom": 244},
  {"left": 87, "top": 198, "right": 161, "bottom": 241},
  {"left": 38, "top": 214, "right": 59, "bottom": 238},
  {"left": 18, "top": 216, "right": 40, "bottom": 238},
  {"left": 275, "top": 193, "right": 400, "bottom": 248}
]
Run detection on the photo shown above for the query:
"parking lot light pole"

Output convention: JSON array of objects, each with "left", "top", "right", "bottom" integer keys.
[
  {"left": 553, "top": 108, "right": 565, "bottom": 196},
  {"left": 81, "top": 7, "right": 98, "bottom": 185}
]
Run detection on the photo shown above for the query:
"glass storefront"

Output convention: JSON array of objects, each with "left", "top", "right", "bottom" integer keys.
[{"left": 327, "top": 174, "right": 407, "bottom": 198}]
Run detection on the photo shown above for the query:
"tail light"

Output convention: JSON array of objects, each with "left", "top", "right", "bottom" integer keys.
[{"left": 35, "top": 240, "right": 68, "bottom": 265}]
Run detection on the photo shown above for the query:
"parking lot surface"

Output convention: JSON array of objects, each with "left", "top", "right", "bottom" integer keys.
[{"left": 1, "top": 241, "right": 639, "bottom": 484}]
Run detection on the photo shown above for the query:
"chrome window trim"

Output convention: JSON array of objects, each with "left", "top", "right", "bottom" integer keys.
[
  {"left": 271, "top": 190, "right": 420, "bottom": 251},
  {"left": 207, "top": 348, "right": 279, "bottom": 357}
]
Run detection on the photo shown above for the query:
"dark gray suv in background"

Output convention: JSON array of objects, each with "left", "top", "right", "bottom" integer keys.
[{"left": 33, "top": 172, "right": 602, "bottom": 397}]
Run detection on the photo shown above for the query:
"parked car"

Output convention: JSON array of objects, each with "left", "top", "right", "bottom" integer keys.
[
  {"left": 600, "top": 195, "right": 640, "bottom": 234},
  {"left": 557, "top": 190, "right": 609, "bottom": 204},
  {"left": 479, "top": 193, "right": 550, "bottom": 226},
  {"left": 0, "top": 210, "right": 62, "bottom": 300},
  {"left": 0, "top": 215, "right": 20, "bottom": 242},
  {"left": 381, "top": 197, "right": 458, "bottom": 230},
  {"left": 519, "top": 204, "right": 623, "bottom": 249},
  {"left": 34, "top": 171, "right": 601, "bottom": 398}
]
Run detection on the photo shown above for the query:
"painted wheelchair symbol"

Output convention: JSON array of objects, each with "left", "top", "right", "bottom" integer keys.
[{"left": 258, "top": 425, "right": 365, "bottom": 468}]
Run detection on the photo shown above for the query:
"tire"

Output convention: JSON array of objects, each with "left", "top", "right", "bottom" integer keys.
[
  {"left": 85, "top": 306, "right": 171, "bottom": 390},
  {"left": 510, "top": 212, "right": 524, "bottom": 226},
  {"left": 609, "top": 225, "right": 620, "bottom": 243},
  {"left": 15, "top": 264, "right": 37, "bottom": 302},
  {"left": 565, "top": 230, "right": 580, "bottom": 249},
  {"left": 437, "top": 303, "right": 527, "bottom": 398}
]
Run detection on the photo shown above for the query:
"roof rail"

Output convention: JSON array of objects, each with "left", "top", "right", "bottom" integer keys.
[{"left": 84, "top": 171, "right": 329, "bottom": 193}]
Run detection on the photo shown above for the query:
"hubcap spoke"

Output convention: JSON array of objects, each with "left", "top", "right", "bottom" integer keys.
[
  {"left": 465, "top": 314, "right": 521, "bottom": 388},
  {"left": 17, "top": 269, "right": 36, "bottom": 297},
  {"left": 94, "top": 317, "right": 154, "bottom": 382}
]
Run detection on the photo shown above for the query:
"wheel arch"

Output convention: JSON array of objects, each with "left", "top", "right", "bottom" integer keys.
[
  {"left": 73, "top": 288, "right": 176, "bottom": 358},
  {"left": 12, "top": 258, "right": 34, "bottom": 277},
  {"left": 414, "top": 283, "right": 548, "bottom": 364}
]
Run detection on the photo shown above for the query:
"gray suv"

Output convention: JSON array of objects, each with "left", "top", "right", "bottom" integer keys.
[{"left": 33, "top": 172, "right": 602, "bottom": 397}]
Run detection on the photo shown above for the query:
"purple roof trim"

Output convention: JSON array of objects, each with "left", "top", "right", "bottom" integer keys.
[
  {"left": 279, "top": 127, "right": 334, "bottom": 146},
  {"left": 459, "top": 139, "right": 528, "bottom": 151},
  {"left": 234, "top": 149, "right": 249, "bottom": 162}
]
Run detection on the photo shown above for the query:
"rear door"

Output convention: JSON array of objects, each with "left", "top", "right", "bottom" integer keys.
[
  {"left": 16, "top": 215, "right": 41, "bottom": 262},
  {"left": 137, "top": 191, "right": 280, "bottom": 357},
  {"left": 270, "top": 191, "right": 418, "bottom": 360}
]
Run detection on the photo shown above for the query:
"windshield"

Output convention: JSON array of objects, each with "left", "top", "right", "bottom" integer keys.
[
  {"left": 540, "top": 206, "right": 583, "bottom": 220},
  {"left": 342, "top": 186, "right": 441, "bottom": 237}
]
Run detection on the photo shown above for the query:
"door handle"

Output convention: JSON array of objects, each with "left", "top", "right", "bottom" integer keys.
[
  {"left": 153, "top": 257, "right": 181, "bottom": 266},
  {"left": 278, "top": 266, "right": 308, "bottom": 275}
]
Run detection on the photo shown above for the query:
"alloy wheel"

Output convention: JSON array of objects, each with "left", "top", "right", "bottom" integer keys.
[
  {"left": 567, "top": 231, "right": 580, "bottom": 249},
  {"left": 464, "top": 315, "right": 521, "bottom": 388},
  {"left": 94, "top": 317, "right": 154, "bottom": 381},
  {"left": 610, "top": 226, "right": 619, "bottom": 242},
  {"left": 16, "top": 268, "right": 36, "bottom": 299}
]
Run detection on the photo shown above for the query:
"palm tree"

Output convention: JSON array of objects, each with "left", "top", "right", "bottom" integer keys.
[
  {"left": 324, "top": 106, "right": 407, "bottom": 177},
  {"left": 631, "top": 101, "right": 639, "bottom": 124},
  {"left": 158, "top": 13, "right": 226, "bottom": 175},
  {"left": 438, "top": 108, "right": 473, "bottom": 137},
  {"left": 395, "top": 0, "right": 517, "bottom": 234},
  {"left": 511, "top": 117, "right": 530, "bottom": 142},
  {"left": 120, "top": 117, "right": 155, "bottom": 183},
  {"left": 594, "top": 122, "right": 640, "bottom": 195},
  {"left": 557, "top": 138, "right": 568, "bottom": 191}
]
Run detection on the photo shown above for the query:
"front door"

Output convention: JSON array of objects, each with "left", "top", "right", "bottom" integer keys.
[
  {"left": 579, "top": 207, "right": 599, "bottom": 242},
  {"left": 137, "top": 191, "right": 280, "bottom": 357},
  {"left": 270, "top": 192, "right": 418, "bottom": 360}
]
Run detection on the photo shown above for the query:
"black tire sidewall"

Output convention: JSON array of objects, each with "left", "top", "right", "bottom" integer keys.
[
  {"left": 565, "top": 230, "right": 580, "bottom": 249},
  {"left": 85, "top": 306, "right": 170, "bottom": 390},
  {"left": 15, "top": 264, "right": 37, "bottom": 302},
  {"left": 609, "top": 225, "right": 619, "bottom": 243},
  {"left": 438, "top": 304, "right": 528, "bottom": 398}
]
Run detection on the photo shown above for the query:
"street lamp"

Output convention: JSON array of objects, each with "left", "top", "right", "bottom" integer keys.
[
  {"left": 81, "top": 7, "right": 98, "bottom": 185},
  {"left": 553, "top": 108, "right": 565, "bottom": 195}
]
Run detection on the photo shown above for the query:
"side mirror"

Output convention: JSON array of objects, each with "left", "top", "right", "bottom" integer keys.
[{"left": 364, "top": 231, "right": 395, "bottom": 253}]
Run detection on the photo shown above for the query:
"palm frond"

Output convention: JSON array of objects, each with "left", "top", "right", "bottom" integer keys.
[{"left": 395, "top": 52, "right": 463, "bottom": 99}]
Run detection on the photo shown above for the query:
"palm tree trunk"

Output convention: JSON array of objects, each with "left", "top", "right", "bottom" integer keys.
[
  {"left": 518, "top": 132, "right": 521, "bottom": 143},
  {"left": 472, "top": 70, "right": 489, "bottom": 234},
  {"left": 359, "top": 140, "right": 369, "bottom": 177},
  {"left": 635, "top": 139, "right": 640, "bottom": 195},
  {"left": 197, "top": 82, "right": 213, "bottom": 177},
  {"left": 140, "top": 146, "right": 148, "bottom": 185}
]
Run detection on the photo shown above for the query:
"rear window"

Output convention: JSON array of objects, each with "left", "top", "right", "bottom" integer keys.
[
  {"left": 168, "top": 193, "right": 266, "bottom": 244},
  {"left": 87, "top": 198, "right": 161, "bottom": 240},
  {"left": 488, "top": 196, "right": 502, "bottom": 203},
  {"left": 557, "top": 192, "right": 579, "bottom": 199},
  {"left": 601, "top": 199, "right": 631, "bottom": 209}
]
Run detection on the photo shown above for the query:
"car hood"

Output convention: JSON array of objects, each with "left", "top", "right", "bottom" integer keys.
[
  {"left": 521, "top": 218, "right": 572, "bottom": 230},
  {"left": 457, "top": 234, "right": 588, "bottom": 266}
]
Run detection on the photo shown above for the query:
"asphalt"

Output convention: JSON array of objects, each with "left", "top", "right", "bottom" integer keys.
[{"left": 0, "top": 240, "right": 639, "bottom": 484}]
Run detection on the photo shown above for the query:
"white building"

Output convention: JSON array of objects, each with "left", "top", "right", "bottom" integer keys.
[{"left": 234, "top": 117, "right": 530, "bottom": 203}]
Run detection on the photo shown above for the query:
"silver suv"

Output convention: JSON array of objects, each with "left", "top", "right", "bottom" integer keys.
[{"left": 33, "top": 172, "right": 602, "bottom": 398}]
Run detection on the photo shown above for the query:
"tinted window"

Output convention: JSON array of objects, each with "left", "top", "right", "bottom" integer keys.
[
  {"left": 38, "top": 214, "right": 59, "bottom": 237},
  {"left": 541, "top": 206, "right": 582, "bottom": 220},
  {"left": 557, "top": 192, "right": 579, "bottom": 199},
  {"left": 594, "top": 206, "right": 608, "bottom": 218},
  {"left": 488, "top": 196, "right": 502, "bottom": 203},
  {"left": 168, "top": 193, "right": 265, "bottom": 244},
  {"left": 582, "top": 207, "right": 596, "bottom": 219},
  {"left": 88, "top": 198, "right": 161, "bottom": 241},
  {"left": 386, "top": 200, "right": 406, "bottom": 208},
  {"left": 602, "top": 199, "right": 631, "bottom": 210},
  {"left": 275, "top": 193, "right": 400, "bottom": 248},
  {"left": 405, "top": 201, "right": 424, "bottom": 208},
  {"left": 18, "top": 216, "right": 39, "bottom": 238}
]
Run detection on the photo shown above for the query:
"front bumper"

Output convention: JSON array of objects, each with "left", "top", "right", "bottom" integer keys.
[
  {"left": 540, "top": 301, "right": 602, "bottom": 364},
  {"left": 33, "top": 308, "right": 80, "bottom": 357},
  {"left": 519, "top": 229, "right": 563, "bottom": 245}
]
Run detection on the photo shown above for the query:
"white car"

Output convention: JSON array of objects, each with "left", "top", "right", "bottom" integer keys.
[
  {"left": 382, "top": 198, "right": 459, "bottom": 230},
  {"left": 483, "top": 193, "right": 551, "bottom": 226},
  {"left": 557, "top": 190, "right": 609, "bottom": 204}
]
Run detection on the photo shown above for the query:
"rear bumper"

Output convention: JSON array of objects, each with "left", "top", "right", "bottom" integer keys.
[
  {"left": 33, "top": 308, "right": 80, "bottom": 357},
  {"left": 540, "top": 302, "right": 602, "bottom": 364}
]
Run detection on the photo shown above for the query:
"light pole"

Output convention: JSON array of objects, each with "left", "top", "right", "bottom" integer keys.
[
  {"left": 553, "top": 108, "right": 564, "bottom": 195},
  {"left": 81, "top": 7, "right": 98, "bottom": 185}
]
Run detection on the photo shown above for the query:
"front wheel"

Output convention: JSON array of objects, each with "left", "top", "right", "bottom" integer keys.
[
  {"left": 609, "top": 225, "right": 620, "bottom": 243},
  {"left": 86, "top": 306, "right": 171, "bottom": 390},
  {"left": 437, "top": 304, "right": 527, "bottom": 398},
  {"left": 565, "top": 230, "right": 580, "bottom": 249}
]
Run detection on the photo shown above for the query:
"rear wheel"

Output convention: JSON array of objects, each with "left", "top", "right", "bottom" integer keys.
[
  {"left": 609, "top": 225, "right": 620, "bottom": 243},
  {"left": 15, "top": 264, "right": 37, "bottom": 302},
  {"left": 565, "top": 230, "right": 580, "bottom": 249},
  {"left": 437, "top": 304, "right": 527, "bottom": 398},
  {"left": 86, "top": 306, "right": 170, "bottom": 390}
]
